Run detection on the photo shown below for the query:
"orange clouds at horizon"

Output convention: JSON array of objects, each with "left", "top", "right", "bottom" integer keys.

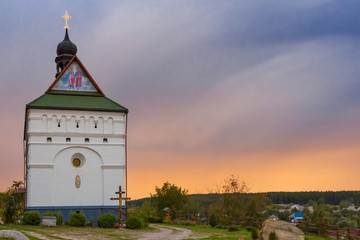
[{"left": 128, "top": 144, "right": 360, "bottom": 200}]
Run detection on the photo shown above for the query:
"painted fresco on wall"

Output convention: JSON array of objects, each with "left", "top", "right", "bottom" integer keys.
[{"left": 52, "top": 61, "right": 97, "bottom": 92}]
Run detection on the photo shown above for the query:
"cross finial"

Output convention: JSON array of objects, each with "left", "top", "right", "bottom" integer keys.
[{"left": 61, "top": 10, "right": 71, "bottom": 29}]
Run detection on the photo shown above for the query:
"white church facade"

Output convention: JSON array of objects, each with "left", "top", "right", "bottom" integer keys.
[{"left": 24, "top": 26, "right": 128, "bottom": 221}]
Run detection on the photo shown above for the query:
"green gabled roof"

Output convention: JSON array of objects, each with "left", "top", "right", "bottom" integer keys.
[{"left": 27, "top": 91, "right": 128, "bottom": 113}]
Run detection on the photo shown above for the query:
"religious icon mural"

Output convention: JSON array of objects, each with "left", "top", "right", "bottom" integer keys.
[{"left": 52, "top": 61, "right": 97, "bottom": 92}]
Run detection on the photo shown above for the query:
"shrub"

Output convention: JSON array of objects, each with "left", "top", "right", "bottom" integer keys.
[
  {"left": 209, "top": 214, "right": 217, "bottom": 227},
  {"left": 269, "top": 231, "right": 279, "bottom": 240},
  {"left": 99, "top": 214, "right": 117, "bottom": 228},
  {"left": 43, "top": 212, "right": 63, "bottom": 225},
  {"left": 148, "top": 216, "right": 162, "bottom": 223},
  {"left": 22, "top": 212, "right": 40, "bottom": 225},
  {"left": 228, "top": 226, "right": 239, "bottom": 232},
  {"left": 215, "top": 225, "right": 227, "bottom": 229},
  {"left": 126, "top": 216, "right": 142, "bottom": 229},
  {"left": 68, "top": 212, "right": 86, "bottom": 227},
  {"left": 251, "top": 227, "right": 259, "bottom": 240},
  {"left": 180, "top": 221, "right": 195, "bottom": 226},
  {"left": 246, "top": 226, "right": 253, "bottom": 231}
]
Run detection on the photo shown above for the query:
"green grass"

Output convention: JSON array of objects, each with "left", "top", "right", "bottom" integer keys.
[
  {"left": 172, "top": 224, "right": 333, "bottom": 240},
  {"left": 305, "top": 235, "right": 332, "bottom": 240},
  {"left": 0, "top": 223, "right": 333, "bottom": 240},
  {"left": 176, "top": 224, "right": 253, "bottom": 240}
]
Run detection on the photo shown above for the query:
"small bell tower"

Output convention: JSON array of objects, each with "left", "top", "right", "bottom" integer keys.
[
  {"left": 55, "top": 11, "right": 77, "bottom": 77},
  {"left": 24, "top": 11, "right": 128, "bottom": 222}
]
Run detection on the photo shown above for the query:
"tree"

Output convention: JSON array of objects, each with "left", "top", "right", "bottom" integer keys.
[
  {"left": 304, "top": 203, "right": 331, "bottom": 235},
  {"left": 278, "top": 210, "right": 290, "bottom": 221},
  {"left": 209, "top": 213, "right": 217, "bottom": 227},
  {"left": 352, "top": 192, "right": 360, "bottom": 208},
  {"left": 245, "top": 194, "right": 271, "bottom": 220},
  {"left": 137, "top": 200, "right": 156, "bottom": 223},
  {"left": 2, "top": 181, "right": 25, "bottom": 223},
  {"left": 151, "top": 182, "right": 188, "bottom": 219},
  {"left": 218, "top": 175, "right": 249, "bottom": 225}
]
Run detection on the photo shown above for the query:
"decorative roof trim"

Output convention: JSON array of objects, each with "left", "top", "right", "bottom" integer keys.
[
  {"left": 46, "top": 55, "right": 104, "bottom": 95},
  {"left": 26, "top": 105, "right": 128, "bottom": 113}
]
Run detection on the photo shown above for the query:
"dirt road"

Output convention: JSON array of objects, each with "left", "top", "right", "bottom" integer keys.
[
  {"left": 16, "top": 224, "right": 205, "bottom": 240},
  {"left": 140, "top": 224, "right": 200, "bottom": 240}
]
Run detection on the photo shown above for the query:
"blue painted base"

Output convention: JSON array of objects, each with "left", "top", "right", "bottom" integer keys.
[{"left": 26, "top": 205, "right": 126, "bottom": 223}]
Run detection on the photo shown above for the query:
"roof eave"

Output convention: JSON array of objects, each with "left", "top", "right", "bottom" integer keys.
[{"left": 26, "top": 105, "right": 129, "bottom": 113}]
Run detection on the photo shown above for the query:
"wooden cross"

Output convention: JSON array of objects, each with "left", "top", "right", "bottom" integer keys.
[
  {"left": 110, "top": 185, "right": 130, "bottom": 226},
  {"left": 61, "top": 10, "right": 71, "bottom": 29}
]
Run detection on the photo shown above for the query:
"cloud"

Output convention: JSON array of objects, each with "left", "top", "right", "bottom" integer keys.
[
  {"left": 124, "top": 37, "right": 360, "bottom": 158},
  {"left": 1, "top": 1, "right": 360, "bottom": 196}
]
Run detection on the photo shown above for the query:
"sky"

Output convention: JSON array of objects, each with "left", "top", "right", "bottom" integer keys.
[{"left": 1, "top": 1, "right": 360, "bottom": 200}]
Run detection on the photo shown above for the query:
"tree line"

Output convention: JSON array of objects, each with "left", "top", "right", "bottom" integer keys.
[
  {"left": 128, "top": 176, "right": 360, "bottom": 230},
  {"left": 129, "top": 190, "right": 360, "bottom": 209}
]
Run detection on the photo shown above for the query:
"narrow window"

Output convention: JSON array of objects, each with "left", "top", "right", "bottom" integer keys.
[
  {"left": 94, "top": 123, "right": 97, "bottom": 129},
  {"left": 58, "top": 122, "right": 61, "bottom": 127},
  {"left": 85, "top": 138, "right": 89, "bottom": 143},
  {"left": 76, "top": 122, "right": 79, "bottom": 128},
  {"left": 47, "top": 137, "right": 52, "bottom": 143},
  {"left": 66, "top": 138, "right": 71, "bottom": 142},
  {"left": 103, "top": 138, "right": 108, "bottom": 143}
]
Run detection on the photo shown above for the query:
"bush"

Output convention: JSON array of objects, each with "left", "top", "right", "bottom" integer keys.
[
  {"left": 43, "top": 212, "right": 63, "bottom": 225},
  {"left": 180, "top": 221, "right": 195, "bottom": 226},
  {"left": 215, "top": 225, "right": 227, "bottom": 229},
  {"left": 209, "top": 214, "right": 217, "bottom": 227},
  {"left": 68, "top": 212, "right": 86, "bottom": 227},
  {"left": 148, "top": 216, "right": 162, "bottom": 223},
  {"left": 246, "top": 226, "right": 253, "bottom": 231},
  {"left": 269, "top": 231, "right": 279, "bottom": 240},
  {"left": 126, "top": 216, "right": 142, "bottom": 229},
  {"left": 251, "top": 227, "right": 259, "bottom": 240},
  {"left": 99, "top": 214, "right": 117, "bottom": 228},
  {"left": 228, "top": 226, "right": 239, "bottom": 232},
  {"left": 22, "top": 212, "right": 40, "bottom": 225}
]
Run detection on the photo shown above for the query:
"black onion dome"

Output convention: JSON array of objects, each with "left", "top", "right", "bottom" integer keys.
[{"left": 56, "top": 29, "right": 77, "bottom": 56}]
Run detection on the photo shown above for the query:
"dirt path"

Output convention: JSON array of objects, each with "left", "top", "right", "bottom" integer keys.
[
  {"left": 140, "top": 224, "right": 199, "bottom": 240},
  {"left": 15, "top": 224, "right": 206, "bottom": 240}
]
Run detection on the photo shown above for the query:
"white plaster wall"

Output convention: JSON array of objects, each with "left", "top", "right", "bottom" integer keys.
[
  {"left": 52, "top": 147, "right": 103, "bottom": 206},
  {"left": 26, "top": 109, "right": 127, "bottom": 207}
]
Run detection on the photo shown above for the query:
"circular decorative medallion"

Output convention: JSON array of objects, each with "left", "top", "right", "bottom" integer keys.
[
  {"left": 73, "top": 158, "right": 81, "bottom": 167},
  {"left": 75, "top": 175, "right": 81, "bottom": 188}
]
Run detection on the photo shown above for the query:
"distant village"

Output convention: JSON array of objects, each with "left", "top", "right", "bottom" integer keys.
[{"left": 270, "top": 203, "right": 360, "bottom": 223}]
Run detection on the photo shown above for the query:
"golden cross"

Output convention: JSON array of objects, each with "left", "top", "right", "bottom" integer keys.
[{"left": 61, "top": 10, "right": 71, "bottom": 29}]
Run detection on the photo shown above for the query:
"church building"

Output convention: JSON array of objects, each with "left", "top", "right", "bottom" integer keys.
[{"left": 24, "top": 13, "right": 128, "bottom": 221}]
